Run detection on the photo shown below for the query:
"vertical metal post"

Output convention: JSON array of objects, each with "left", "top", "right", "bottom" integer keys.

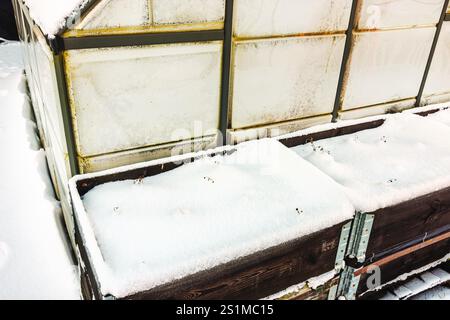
[
  {"left": 54, "top": 54, "right": 80, "bottom": 176},
  {"left": 331, "top": 0, "right": 360, "bottom": 122},
  {"left": 219, "top": 0, "right": 234, "bottom": 146},
  {"left": 415, "top": 0, "right": 450, "bottom": 108}
]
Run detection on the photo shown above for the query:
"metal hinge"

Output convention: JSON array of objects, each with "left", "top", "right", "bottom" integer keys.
[{"left": 331, "top": 212, "right": 375, "bottom": 300}]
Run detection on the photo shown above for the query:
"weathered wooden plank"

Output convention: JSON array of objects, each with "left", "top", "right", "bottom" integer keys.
[
  {"left": 365, "top": 186, "right": 450, "bottom": 260},
  {"left": 279, "top": 119, "right": 385, "bottom": 148},
  {"left": 123, "top": 222, "right": 347, "bottom": 300},
  {"left": 357, "top": 239, "right": 450, "bottom": 297}
]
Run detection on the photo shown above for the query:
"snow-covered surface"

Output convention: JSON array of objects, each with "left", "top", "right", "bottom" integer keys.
[
  {"left": 293, "top": 113, "right": 450, "bottom": 212},
  {"left": 75, "top": 139, "right": 354, "bottom": 298},
  {"left": 0, "top": 42, "right": 80, "bottom": 299},
  {"left": 412, "top": 286, "right": 450, "bottom": 300},
  {"left": 24, "top": 0, "right": 91, "bottom": 37},
  {"left": 379, "top": 264, "right": 450, "bottom": 300},
  {"left": 426, "top": 107, "right": 450, "bottom": 127}
]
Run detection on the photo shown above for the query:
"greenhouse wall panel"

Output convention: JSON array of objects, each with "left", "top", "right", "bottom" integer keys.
[
  {"left": 358, "top": 0, "right": 445, "bottom": 30},
  {"left": 342, "top": 28, "right": 435, "bottom": 111},
  {"left": 65, "top": 42, "right": 223, "bottom": 157},
  {"left": 233, "top": 0, "right": 352, "bottom": 37},
  {"left": 231, "top": 35, "right": 346, "bottom": 129}
]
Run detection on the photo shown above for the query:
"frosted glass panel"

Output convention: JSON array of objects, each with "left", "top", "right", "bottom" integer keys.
[
  {"left": 153, "top": 0, "right": 225, "bottom": 25},
  {"left": 80, "top": 0, "right": 149, "bottom": 30},
  {"left": 234, "top": 0, "right": 352, "bottom": 37},
  {"left": 358, "top": 0, "right": 444, "bottom": 29},
  {"left": 342, "top": 28, "right": 435, "bottom": 110},
  {"left": 65, "top": 42, "right": 222, "bottom": 157},
  {"left": 34, "top": 37, "right": 67, "bottom": 154},
  {"left": 231, "top": 35, "right": 346, "bottom": 129},
  {"left": 424, "top": 23, "right": 450, "bottom": 97}
]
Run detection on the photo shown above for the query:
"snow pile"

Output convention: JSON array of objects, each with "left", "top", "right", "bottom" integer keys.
[
  {"left": 426, "top": 107, "right": 450, "bottom": 127},
  {"left": 0, "top": 42, "right": 79, "bottom": 299},
  {"left": 293, "top": 113, "right": 450, "bottom": 212},
  {"left": 81, "top": 139, "right": 354, "bottom": 297},
  {"left": 24, "top": 0, "right": 91, "bottom": 37}
]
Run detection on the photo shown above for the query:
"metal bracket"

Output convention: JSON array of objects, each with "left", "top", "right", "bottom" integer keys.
[
  {"left": 333, "top": 212, "right": 375, "bottom": 300},
  {"left": 347, "top": 213, "right": 374, "bottom": 263},
  {"left": 334, "top": 221, "right": 352, "bottom": 271}
]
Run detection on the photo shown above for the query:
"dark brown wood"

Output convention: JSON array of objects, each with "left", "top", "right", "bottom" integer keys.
[
  {"left": 279, "top": 119, "right": 385, "bottom": 148},
  {"left": 77, "top": 150, "right": 236, "bottom": 196},
  {"left": 357, "top": 241, "right": 450, "bottom": 297},
  {"left": 290, "top": 277, "right": 339, "bottom": 300},
  {"left": 355, "top": 231, "right": 450, "bottom": 277},
  {"left": 365, "top": 186, "right": 450, "bottom": 261},
  {"left": 122, "top": 221, "right": 348, "bottom": 300}
]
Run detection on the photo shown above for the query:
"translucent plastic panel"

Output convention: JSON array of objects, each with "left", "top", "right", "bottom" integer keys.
[
  {"left": 358, "top": 0, "right": 444, "bottom": 30},
  {"left": 342, "top": 28, "right": 435, "bottom": 110},
  {"left": 424, "top": 23, "right": 450, "bottom": 97},
  {"left": 79, "top": 0, "right": 149, "bottom": 30},
  {"left": 231, "top": 35, "right": 346, "bottom": 129},
  {"left": 152, "top": 0, "right": 225, "bottom": 25},
  {"left": 234, "top": 0, "right": 352, "bottom": 37},
  {"left": 65, "top": 42, "right": 222, "bottom": 157},
  {"left": 34, "top": 34, "right": 68, "bottom": 156}
]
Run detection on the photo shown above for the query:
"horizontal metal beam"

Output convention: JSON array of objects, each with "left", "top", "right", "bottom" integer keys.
[
  {"left": 445, "top": 13, "right": 450, "bottom": 21},
  {"left": 50, "top": 29, "right": 224, "bottom": 53}
]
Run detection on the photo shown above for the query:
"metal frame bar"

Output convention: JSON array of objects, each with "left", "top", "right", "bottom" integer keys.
[
  {"left": 445, "top": 13, "right": 450, "bottom": 22},
  {"left": 331, "top": 0, "right": 360, "bottom": 122},
  {"left": 53, "top": 54, "right": 80, "bottom": 176},
  {"left": 219, "top": 0, "right": 234, "bottom": 146},
  {"left": 51, "top": 29, "right": 225, "bottom": 53},
  {"left": 415, "top": 0, "right": 450, "bottom": 108}
]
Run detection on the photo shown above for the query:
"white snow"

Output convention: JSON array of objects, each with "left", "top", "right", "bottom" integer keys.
[
  {"left": 426, "top": 107, "right": 450, "bottom": 127},
  {"left": 412, "top": 286, "right": 450, "bottom": 300},
  {"left": 78, "top": 139, "right": 354, "bottom": 298},
  {"left": 379, "top": 265, "right": 450, "bottom": 300},
  {"left": 292, "top": 113, "right": 450, "bottom": 212},
  {"left": 24, "top": 0, "right": 91, "bottom": 37},
  {"left": 0, "top": 41, "right": 80, "bottom": 299}
]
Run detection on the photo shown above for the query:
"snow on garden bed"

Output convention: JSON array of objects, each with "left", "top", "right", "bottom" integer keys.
[
  {"left": 292, "top": 113, "right": 450, "bottom": 213},
  {"left": 75, "top": 139, "right": 354, "bottom": 298},
  {"left": 0, "top": 41, "right": 79, "bottom": 299},
  {"left": 426, "top": 107, "right": 450, "bottom": 127}
]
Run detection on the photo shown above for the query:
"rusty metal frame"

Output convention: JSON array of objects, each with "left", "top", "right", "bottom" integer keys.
[
  {"left": 331, "top": 0, "right": 360, "bottom": 122},
  {"left": 415, "top": 0, "right": 450, "bottom": 108}
]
